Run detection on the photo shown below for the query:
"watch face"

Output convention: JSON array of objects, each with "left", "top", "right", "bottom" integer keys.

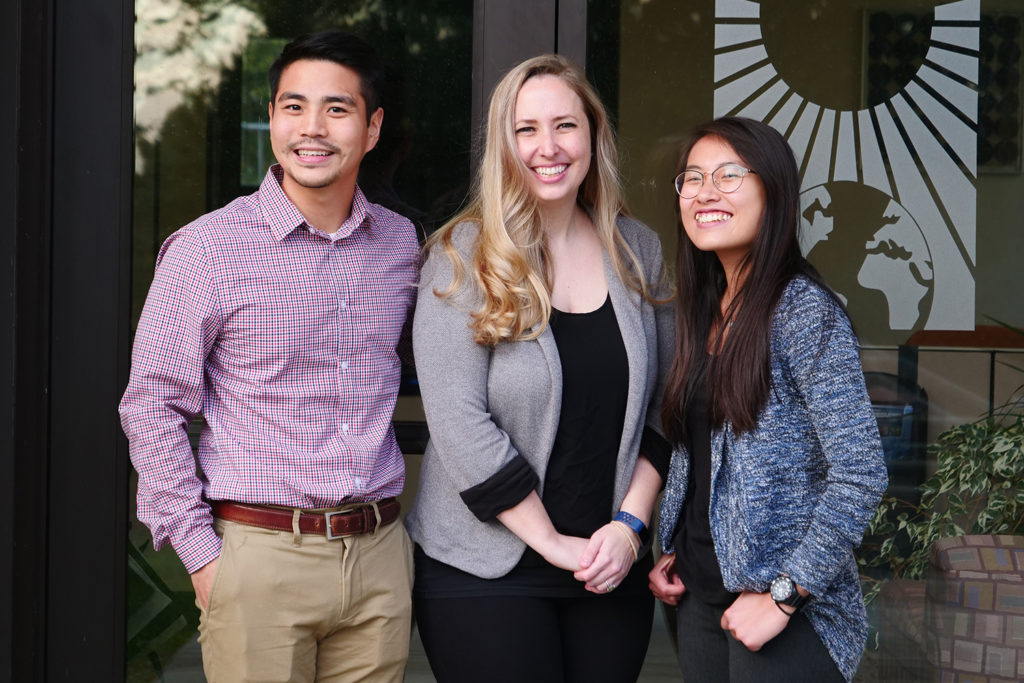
[{"left": 770, "top": 576, "right": 794, "bottom": 601}]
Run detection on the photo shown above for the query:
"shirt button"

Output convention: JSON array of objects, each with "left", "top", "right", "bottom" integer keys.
[
  {"left": 341, "top": 361, "right": 349, "bottom": 370},
  {"left": 342, "top": 423, "right": 349, "bottom": 434},
  {"left": 340, "top": 300, "right": 348, "bottom": 310}
]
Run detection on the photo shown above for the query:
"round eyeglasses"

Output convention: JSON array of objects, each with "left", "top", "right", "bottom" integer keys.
[{"left": 674, "top": 163, "right": 756, "bottom": 199}]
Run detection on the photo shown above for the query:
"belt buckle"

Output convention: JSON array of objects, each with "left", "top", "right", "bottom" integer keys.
[
  {"left": 324, "top": 509, "right": 350, "bottom": 540},
  {"left": 324, "top": 503, "right": 382, "bottom": 540}
]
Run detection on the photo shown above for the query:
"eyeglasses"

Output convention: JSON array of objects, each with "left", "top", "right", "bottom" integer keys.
[{"left": 673, "top": 164, "right": 756, "bottom": 199}]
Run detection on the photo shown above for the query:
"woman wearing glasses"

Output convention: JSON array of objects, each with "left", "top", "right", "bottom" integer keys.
[
  {"left": 648, "top": 117, "right": 887, "bottom": 682},
  {"left": 406, "top": 54, "right": 673, "bottom": 682}
]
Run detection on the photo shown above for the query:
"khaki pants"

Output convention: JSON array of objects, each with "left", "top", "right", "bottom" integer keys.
[{"left": 197, "top": 514, "right": 414, "bottom": 683}]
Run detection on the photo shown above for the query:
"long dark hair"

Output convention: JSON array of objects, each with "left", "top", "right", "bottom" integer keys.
[{"left": 661, "top": 117, "right": 833, "bottom": 441}]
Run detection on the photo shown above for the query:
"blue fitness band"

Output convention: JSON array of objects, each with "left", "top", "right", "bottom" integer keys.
[{"left": 613, "top": 510, "right": 649, "bottom": 546}]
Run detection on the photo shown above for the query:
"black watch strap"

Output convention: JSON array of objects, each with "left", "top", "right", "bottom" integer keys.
[
  {"left": 780, "top": 591, "right": 809, "bottom": 611},
  {"left": 770, "top": 575, "right": 809, "bottom": 612}
]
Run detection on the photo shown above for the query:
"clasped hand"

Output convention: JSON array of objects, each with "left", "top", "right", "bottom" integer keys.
[
  {"left": 572, "top": 522, "right": 638, "bottom": 594},
  {"left": 536, "top": 523, "right": 638, "bottom": 594}
]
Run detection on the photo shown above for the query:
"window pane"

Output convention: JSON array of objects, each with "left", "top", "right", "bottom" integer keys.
[{"left": 590, "top": 1, "right": 1024, "bottom": 681}]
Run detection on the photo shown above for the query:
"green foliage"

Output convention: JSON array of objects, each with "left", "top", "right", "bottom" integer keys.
[{"left": 858, "top": 407, "right": 1024, "bottom": 602}]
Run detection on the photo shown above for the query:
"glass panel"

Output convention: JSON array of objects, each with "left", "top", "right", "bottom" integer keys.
[
  {"left": 129, "top": 2, "right": 471, "bottom": 679},
  {"left": 590, "top": 1, "right": 1024, "bottom": 681}
]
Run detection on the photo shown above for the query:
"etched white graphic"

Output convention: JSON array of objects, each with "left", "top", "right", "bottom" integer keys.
[
  {"left": 714, "top": 0, "right": 978, "bottom": 334},
  {"left": 801, "top": 183, "right": 934, "bottom": 332}
]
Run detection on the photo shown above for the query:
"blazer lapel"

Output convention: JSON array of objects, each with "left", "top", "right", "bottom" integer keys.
[
  {"left": 604, "top": 246, "right": 648, "bottom": 490},
  {"left": 534, "top": 322, "right": 563, "bottom": 477},
  {"left": 535, "top": 323, "right": 562, "bottom": 394}
]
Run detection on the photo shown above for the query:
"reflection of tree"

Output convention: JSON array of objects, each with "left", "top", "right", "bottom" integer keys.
[{"left": 134, "top": 0, "right": 265, "bottom": 171}]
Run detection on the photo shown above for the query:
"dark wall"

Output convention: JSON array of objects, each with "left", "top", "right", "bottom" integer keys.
[
  {"left": 2, "top": 0, "right": 133, "bottom": 679},
  {"left": 46, "top": 0, "right": 133, "bottom": 679},
  {"left": 4, "top": 0, "right": 54, "bottom": 679},
  {"left": 0, "top": 0, "right": 17, "bottom": 675}
]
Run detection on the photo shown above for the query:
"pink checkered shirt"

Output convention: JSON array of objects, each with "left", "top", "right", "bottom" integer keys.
[{"left": 120, "top": 166, "right": 419, "bottom": 572}]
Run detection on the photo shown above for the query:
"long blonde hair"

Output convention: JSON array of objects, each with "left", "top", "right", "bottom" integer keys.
[{"left": 425, "top": 54, "right": 652, "bottom": 346}]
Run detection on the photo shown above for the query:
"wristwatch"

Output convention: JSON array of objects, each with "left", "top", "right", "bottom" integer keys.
[{"left": 769, "top": 575, "right": 809, "bottom": 612}]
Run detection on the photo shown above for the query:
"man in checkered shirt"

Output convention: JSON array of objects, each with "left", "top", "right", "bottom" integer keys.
[{"left": 120, "top": 30, "right": 419, "bottom": 682}]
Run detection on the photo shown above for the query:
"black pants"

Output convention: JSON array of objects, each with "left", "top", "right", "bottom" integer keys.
[
  {"left": 415, "top": 592, "right": 654, "bottom": 683},
  {"left": 675, "top": 592, "right": 845, "bottom": 683}
]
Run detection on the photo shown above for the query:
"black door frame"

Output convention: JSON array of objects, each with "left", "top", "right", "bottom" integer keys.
[
  {"left": 5, "top": 0, "right": 58, "bottom": 680},
  {"left": 3, "top": 0, "right": 135, "bottom": 680},
  {"left": 1, "top": 0, "right": 585, "bottom": 679},
  {"left": 472, "top": 0, "right": 586, "bottom": 137}
]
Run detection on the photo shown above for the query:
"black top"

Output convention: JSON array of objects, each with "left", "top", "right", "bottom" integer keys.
[
  {"left": 542, "top": 295, "right": 629, "bottom": 537},
  {"left": 673, "top": 378, "right": 736, "bottom": 605},
  {"left": 416, "top": 295, "right": 652, "bottom": 598}
]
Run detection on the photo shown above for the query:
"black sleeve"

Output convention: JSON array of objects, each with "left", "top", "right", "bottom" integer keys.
[
  {"left": 458, "top": 455, "right": 540, "bottom": 522},
  {"left": 640, "top": 426, "right": 672, "bottom": 483}
]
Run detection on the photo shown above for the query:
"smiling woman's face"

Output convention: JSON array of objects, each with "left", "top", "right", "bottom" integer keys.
[
  {"left": 513, "top": 75, "right": 591, "bottom": 209},
  {"left": 679, "top": 135, "right": 766, "bottom": 266}
]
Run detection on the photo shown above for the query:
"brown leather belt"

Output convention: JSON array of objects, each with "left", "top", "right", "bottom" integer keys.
[{"left": 212, "top": 498, "right": 400, "bottom": 539}]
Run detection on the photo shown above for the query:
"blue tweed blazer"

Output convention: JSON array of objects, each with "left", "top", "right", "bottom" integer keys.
[{"left": 657, "top": 275, "right": 888, "bottom": 682}]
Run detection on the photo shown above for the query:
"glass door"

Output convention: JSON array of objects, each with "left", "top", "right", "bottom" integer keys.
[{"left": 586, "top": 1, "right": 1024, "bottom": 681}]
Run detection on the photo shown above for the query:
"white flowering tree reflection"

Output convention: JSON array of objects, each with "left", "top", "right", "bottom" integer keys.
[{"left": 134, "top": 0, "right": 265, "bottom": 172}]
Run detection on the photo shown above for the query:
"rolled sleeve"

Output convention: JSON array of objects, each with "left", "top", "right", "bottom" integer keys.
[
  {"left": 640, "top": 426, "right": 672, "bottom": 481},
  {"left": 458, "top": 455, "right": 540, "bottom": 522}
]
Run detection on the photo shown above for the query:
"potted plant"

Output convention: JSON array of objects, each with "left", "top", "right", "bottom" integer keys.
[
  {"left": 859, "top": 319, "right": 1024, "bottom": 595},
  {"left": 858, "top": 401, "right": 1024, "bottom": 600},
  {"left": 855, "top": 321, "right": 1024, "bottom": 680}
]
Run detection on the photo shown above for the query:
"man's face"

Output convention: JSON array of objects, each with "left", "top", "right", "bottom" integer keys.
[{"left": 268, "top": 59, "right": 382, "bottom": 198}]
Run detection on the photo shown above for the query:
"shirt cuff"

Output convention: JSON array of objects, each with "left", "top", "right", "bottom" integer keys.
[
  {"left": 174, "top": 524, "right": 223, "bottom": 574},
  {"left": 641, "top": 426, "right": 672, "bottom": 481},
  {"left": 458, "top": 455, "right": 539, "bottom": 522}
]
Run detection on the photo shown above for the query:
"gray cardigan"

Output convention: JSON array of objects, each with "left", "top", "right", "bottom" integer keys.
[
  {"left": 406, "top": 216, "right": 674, "bottom": 578},
  {"left": 657, "top": 276, "right": 888, "bottom": 682}
]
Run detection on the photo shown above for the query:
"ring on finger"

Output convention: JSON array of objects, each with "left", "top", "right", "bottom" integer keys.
[{"left": 605, "top": 582, "right": 616, "bottom": 593}]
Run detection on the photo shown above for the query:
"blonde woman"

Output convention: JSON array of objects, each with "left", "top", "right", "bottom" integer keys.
[{"left": 405, "top": 55, "right": 674, "bottom": 682}]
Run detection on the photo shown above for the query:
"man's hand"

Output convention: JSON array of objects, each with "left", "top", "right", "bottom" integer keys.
[
  {"left": 648, "top": 552, "right": 686, "bottom": 605},
  {"left": 190, "top": 558, "right": 220, "bottom": 610},
  {"left": 720, "top": 591, "right": 790, "bottom": 651}
]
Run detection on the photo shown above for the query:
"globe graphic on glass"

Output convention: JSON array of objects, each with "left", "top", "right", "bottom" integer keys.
[{"left": 800, "top": 182, "right": 934, "bottom": 344}]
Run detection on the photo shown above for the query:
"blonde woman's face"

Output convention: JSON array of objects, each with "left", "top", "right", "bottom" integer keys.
[{"left": 513, "top": 75, "right": 591, "bottom": 209}]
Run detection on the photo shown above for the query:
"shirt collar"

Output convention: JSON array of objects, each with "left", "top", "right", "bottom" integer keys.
[
  {"left": 336, "top": 185, "right": 371, "bottom": 240},
  {"left": 258, "top": 165, "right": 373, "bottom": 242}
]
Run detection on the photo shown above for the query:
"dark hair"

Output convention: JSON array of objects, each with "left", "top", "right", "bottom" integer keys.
[
  {"left": 268, "top": 29, "right": 383, "bottom": 123},
  {"left": 661, "top": 116, "right": 836, "bottom": 440}
]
